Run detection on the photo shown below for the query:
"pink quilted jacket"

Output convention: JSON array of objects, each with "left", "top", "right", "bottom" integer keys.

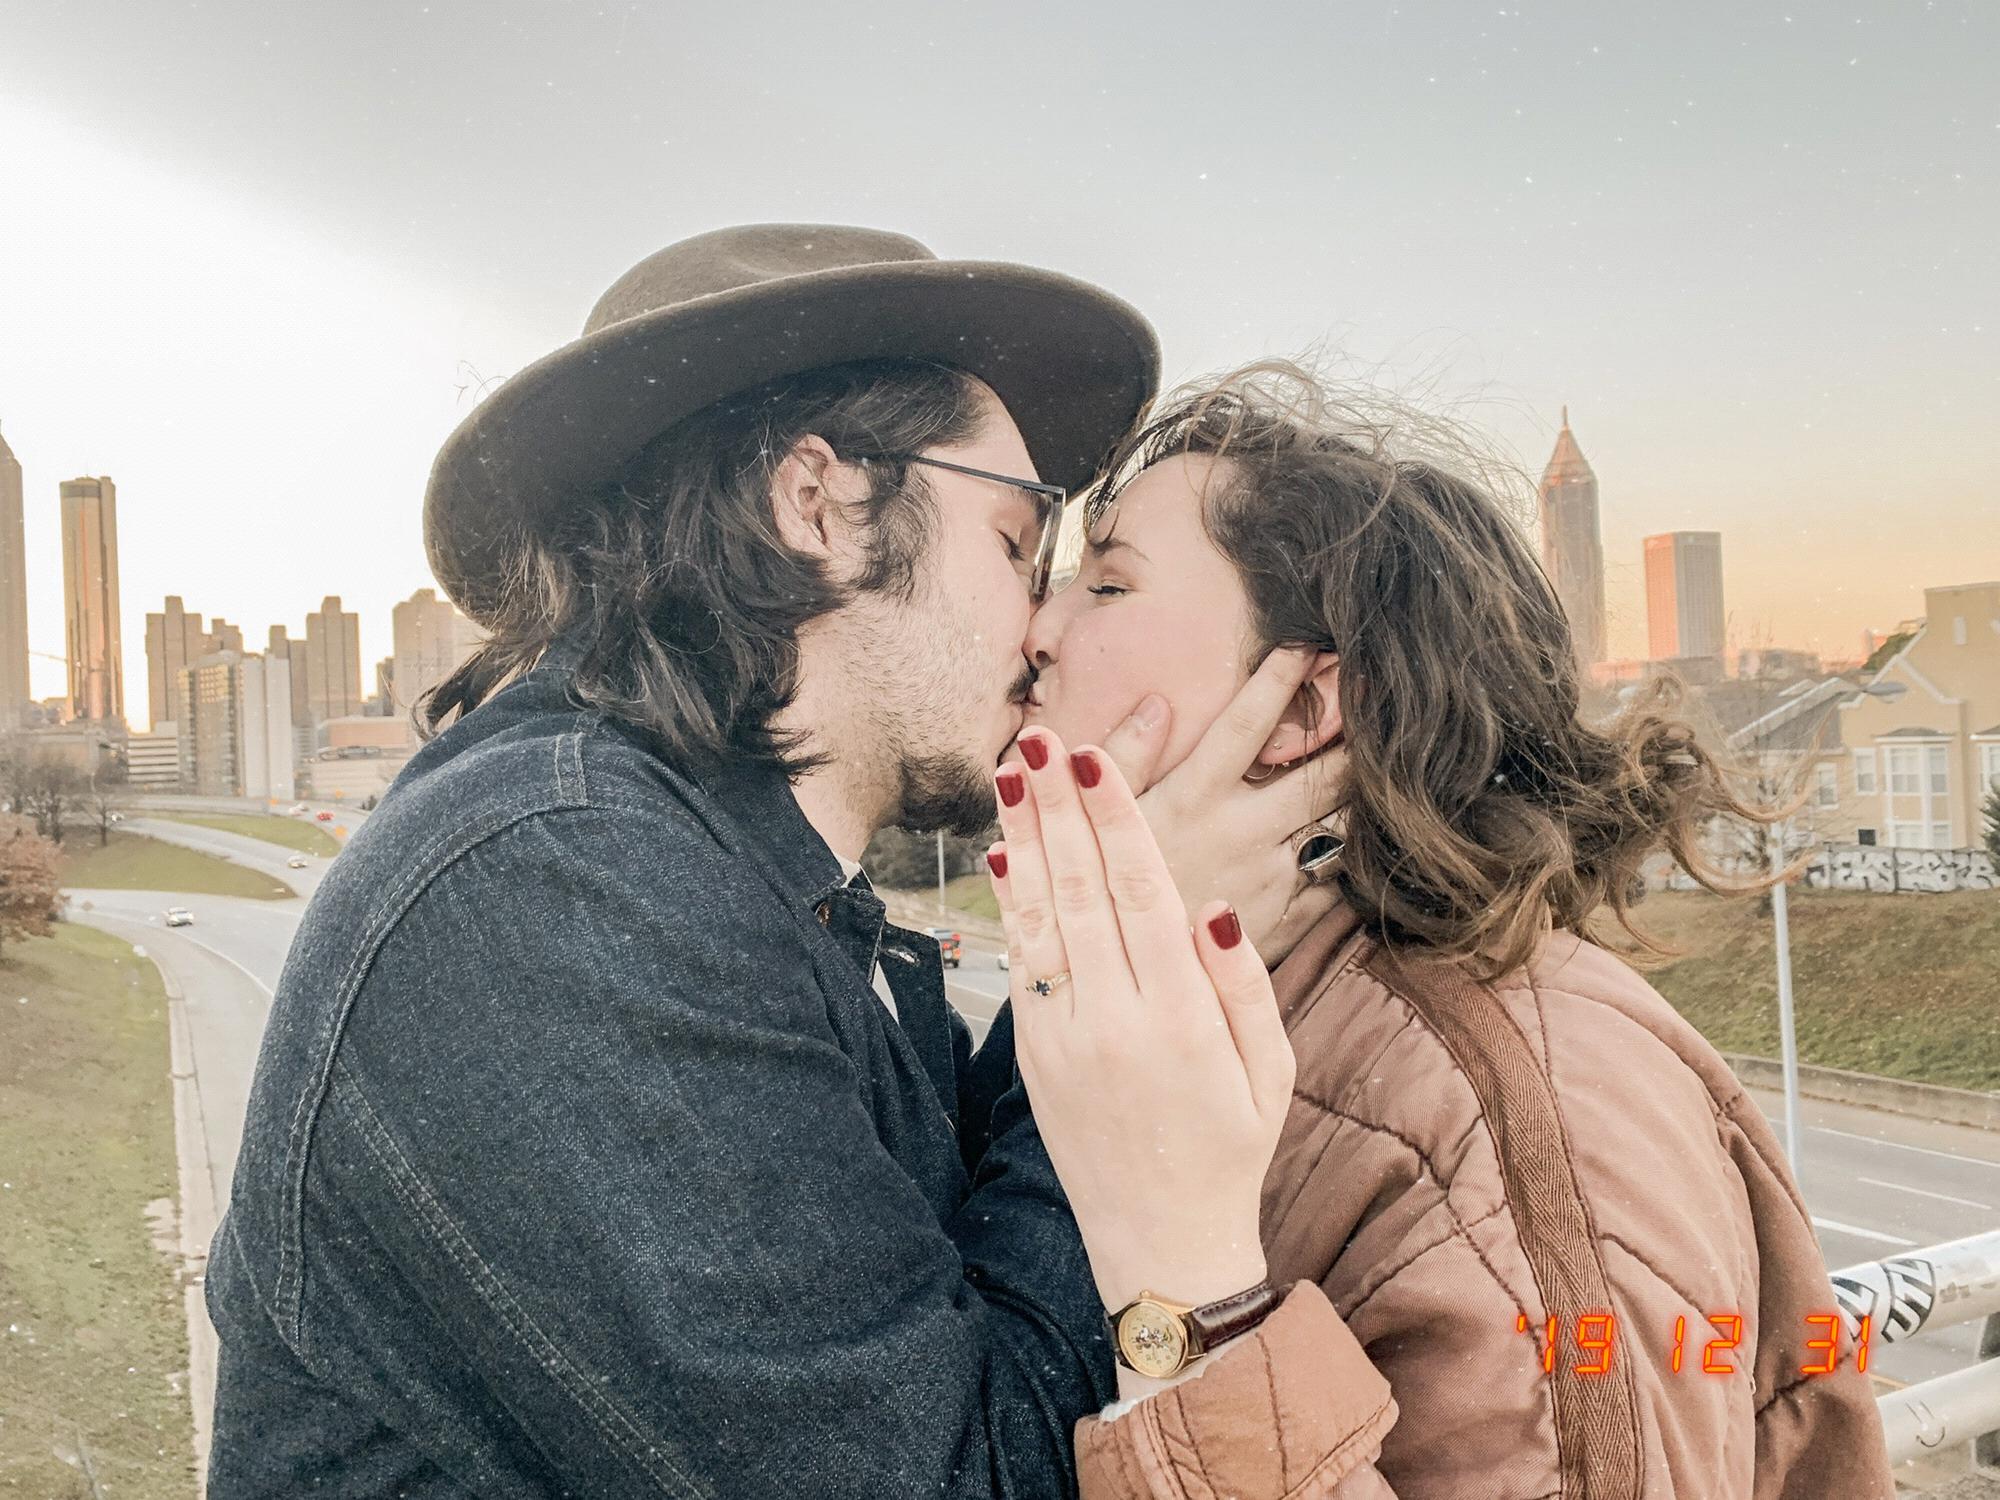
[{"left": 1077, "top": 904, "right": 1896, "bottom": 1498}]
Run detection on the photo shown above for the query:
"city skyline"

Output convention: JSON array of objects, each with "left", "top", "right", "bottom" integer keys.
[{"left": 2, "top": 1, "right": 1993, "bottom": 702}]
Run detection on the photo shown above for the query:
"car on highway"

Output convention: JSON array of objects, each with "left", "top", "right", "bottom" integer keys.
[
  {"left": 287, "top": 802, "right": 310, "bottom": 815},
  {"left": 286, "top": 855, "right": 311, "bottom": 869},
  {"left": 315, "top": 810, "right": 334, "bottom": 822},
  {"left": 164, "top": 907, "right": 194, "bottom": 927},
  {"left": 924, "top": 927, "right": 962, "bottom": 968},
  {"left": 996, "top": 950, "right": 1009, "bottom": 971}
]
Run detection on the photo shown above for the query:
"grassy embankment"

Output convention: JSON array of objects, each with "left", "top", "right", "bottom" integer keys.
[
  {"left": 0, "top": 922, "right": 196, "bottom": 1498},
  {"left": 1635, "top": 887, "right": 2000, "bottom": 1093},
  {"left": 145, "top": 812, "right": 338, "bottom": 859},
  {"left": 58, "top": 832, "right": 295, "bottom": 901},
  {"left": 903, "top": 879, "right": 2000, "bottom": 1092}
]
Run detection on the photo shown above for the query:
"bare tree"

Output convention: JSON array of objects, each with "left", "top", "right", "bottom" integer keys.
[
  {"left": 85, "top": 752, "right": 130, "bottom": 847},
  {"left": 21, "top": 756, "right": 89, "bottom": 847}
]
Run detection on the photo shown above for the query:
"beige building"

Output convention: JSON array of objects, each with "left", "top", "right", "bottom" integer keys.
[
  {"left": 1819, "top": 582, "right": 2000, "bottom": 850},
  {"left": 1538, "top": 410, "right": 1607, "bottom": 667},
  {"left": 61, "top": 475, "right": 124, "bottom": 723},
  {"left": 178, "top": 651, "right": 297, "bottom": 801},
  {"left": 145, "top": 596, "right": 210, "bottom": 729},
  {"left": 0, "top": 426, "right": 28, "bottom": 724},
  {"left": 389, "top": 587, "right": 483, "bottom": 716},
  {"left": 304, "top": 595, "right": 363, "bottom": 723},
  {"left": 125, "top": 725, "right": 182, "bottom": 789},
  {"left": 1645, "top": 530, "right": 1725, "bottom": 664}
]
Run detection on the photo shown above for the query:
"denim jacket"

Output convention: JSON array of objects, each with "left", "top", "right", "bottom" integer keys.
[{"left": 205, "top": 640, "right": 1113, "bottom": 1497}]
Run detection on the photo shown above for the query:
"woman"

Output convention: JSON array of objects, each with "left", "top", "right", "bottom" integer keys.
[{"left": 986, "top": 364, "right": 1896, "bottom": 1498}]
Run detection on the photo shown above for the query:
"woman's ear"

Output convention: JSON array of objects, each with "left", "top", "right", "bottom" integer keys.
[
  {"left": 768, "top": 434, "right": 842, "bottom": 557},
  {"left": 1255, "top": 652, "right": 1343, "bottom": 766}
]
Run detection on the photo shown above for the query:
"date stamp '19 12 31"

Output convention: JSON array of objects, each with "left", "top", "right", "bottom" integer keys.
[{"left": 1514, "top": 1312, "right": 1873, "bottom": 1379}]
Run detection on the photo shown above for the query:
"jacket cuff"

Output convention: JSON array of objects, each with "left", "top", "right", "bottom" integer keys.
[{"left": 1076, "top": 1282, "right": 1397, "bottom": 1499}]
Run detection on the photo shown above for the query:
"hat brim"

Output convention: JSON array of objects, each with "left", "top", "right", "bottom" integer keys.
[{"left": 425, "top": 260, "right": 1160, "bottom": 624}]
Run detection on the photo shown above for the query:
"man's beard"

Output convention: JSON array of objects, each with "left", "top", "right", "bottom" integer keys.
[{"left": 892, "top": 749, "right": 998, "bottom": 839}]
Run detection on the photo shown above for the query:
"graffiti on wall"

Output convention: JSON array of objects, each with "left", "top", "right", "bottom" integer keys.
[{"left": 1669, "top": 844, "right": 1998, "bottom": 894}]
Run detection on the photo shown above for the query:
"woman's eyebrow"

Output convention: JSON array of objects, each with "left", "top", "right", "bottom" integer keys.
[{"left": 1086, "top": 533, "right": 1149, "bottom": 564}]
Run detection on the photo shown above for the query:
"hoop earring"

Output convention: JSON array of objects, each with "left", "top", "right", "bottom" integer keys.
[{"left": 1244, "top": 757, "right": 1294, "bottom": 785}]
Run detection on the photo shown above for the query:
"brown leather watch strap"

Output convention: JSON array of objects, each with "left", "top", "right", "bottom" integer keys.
[{"left": 1188, "top": 1279, "right": 1282, "bottom": 1355}]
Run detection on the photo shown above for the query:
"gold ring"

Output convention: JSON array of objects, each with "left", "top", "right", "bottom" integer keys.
[{"left": 1027, "top": 971, "right": 1072, "bottom": 996}]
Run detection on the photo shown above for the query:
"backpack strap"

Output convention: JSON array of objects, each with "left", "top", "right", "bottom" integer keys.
[{"left": 1363, "top": 941, "right": 1644, "bottom": 1497}]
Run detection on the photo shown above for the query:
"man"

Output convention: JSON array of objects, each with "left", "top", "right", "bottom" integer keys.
[{"left": 205, "top": 225, "right": 1310, "bottom": 1497}]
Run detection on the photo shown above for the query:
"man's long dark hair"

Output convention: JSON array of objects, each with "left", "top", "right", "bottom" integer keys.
[{"left": 421, "top": 360, "right": 985, "bottom": 775}]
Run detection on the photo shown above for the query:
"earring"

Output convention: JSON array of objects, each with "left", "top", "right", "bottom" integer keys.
[
  {"left": 1244, "top": 755, "right": 1296, "bottom": 785},
  {"left": 1289, "top": 818, "right": 1346, "bottom": 879}
]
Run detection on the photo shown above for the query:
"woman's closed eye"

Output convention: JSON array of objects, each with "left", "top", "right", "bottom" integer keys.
[{"left": 1086, "top": 583, "right": 1127, "bottom": 598}]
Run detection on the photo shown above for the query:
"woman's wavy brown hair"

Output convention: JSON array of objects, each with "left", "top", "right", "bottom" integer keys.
[{"left": 1093, "top": 361, "right": 1776, "bottom": 978}]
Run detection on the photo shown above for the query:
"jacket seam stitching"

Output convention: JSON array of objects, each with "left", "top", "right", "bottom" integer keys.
[
  {"left": 332, "top": 1056, "right": 703, "bottom": 1499},
  {"left": 1342, "top": 1200, "right": 1521, "bottom": 1324},
  {"left": 1597, "top": 1230, "right": 1717, "bottom": 1318},
  {"left": 1273, "top": 1388, "right": 1395, "bottom": 1498},
  {"left": 274, "top": 798, "right": 594, "bottom": 1344}
]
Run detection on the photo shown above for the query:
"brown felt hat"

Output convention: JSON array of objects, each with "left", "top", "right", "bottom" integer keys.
[{"left": 425, "top": 223, "right": 1161, "bottom": 624}]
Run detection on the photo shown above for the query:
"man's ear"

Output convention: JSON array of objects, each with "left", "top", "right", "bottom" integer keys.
[
  {"left": 769, "top": 434, "right": 843, "bottom": 558},
  {"left": 1255, "top": 652, "right": 1343, "bottom": 767}
]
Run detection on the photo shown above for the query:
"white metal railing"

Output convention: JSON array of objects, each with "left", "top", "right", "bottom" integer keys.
[{"left": 1829, "top": 1229, "right": 2000, "bottom": 1469}]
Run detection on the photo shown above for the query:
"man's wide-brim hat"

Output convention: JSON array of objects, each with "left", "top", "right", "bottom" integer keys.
[{"left": 425, "top": 223, "right": 1161, "bottom": 625}]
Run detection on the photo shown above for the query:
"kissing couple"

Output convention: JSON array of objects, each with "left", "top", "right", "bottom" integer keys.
[{"left": 206, "top": 224, "right": 1892, "bottom": 1498}]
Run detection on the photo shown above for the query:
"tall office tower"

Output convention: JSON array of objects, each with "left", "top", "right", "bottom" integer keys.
[
  {"left": 266, "top": 624, "right": 309, "bottom": 722},
  {"left": 0, "top": 426, "right": 29, "bottom": 725},
  {"left": 390, "top": 586, "right": 479, "bottom": 715},
  {"left": 208, "top": 617, "right": 245, "bottom": 655},
  {"left": 1644, "top": 530, "right": 1727, "bottom": 662},
  {"left": 60, "top": 476, "right": 124, "bottom": 723},
  {"left": 304, "top": 594, "right": 363, "bottom": 722},
  {"left": 145, "top": 595, "right": 210, "bottom": 729},
  {"left": 1538, "top": 409, "right": 1607, "bottom": 668}
]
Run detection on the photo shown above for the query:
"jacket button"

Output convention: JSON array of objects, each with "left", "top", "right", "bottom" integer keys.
[{"left": 815, "top": 901, "right": 832, "bottom": 925}]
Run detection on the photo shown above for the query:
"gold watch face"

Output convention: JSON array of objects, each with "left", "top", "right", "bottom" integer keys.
[{"left": 1117, "top": 1300, "right": 1191, "bottom": 1379}]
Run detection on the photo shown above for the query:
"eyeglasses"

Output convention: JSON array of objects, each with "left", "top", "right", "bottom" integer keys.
[{"left": 863, "top": 453, "right": 1068, "bottom": 603}]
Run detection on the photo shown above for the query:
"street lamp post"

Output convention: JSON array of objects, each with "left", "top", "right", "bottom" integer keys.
[
  {"left": 936, "top": 828, "right": 947, "bottom": 915},
  {"left": 1768, "top": 678, "right": 1905, "bottom": 1176}
]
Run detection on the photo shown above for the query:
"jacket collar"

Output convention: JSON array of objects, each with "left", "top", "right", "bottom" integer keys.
[{"left": 1269, "top": 901, "right": 1368, "bottom": 1028}]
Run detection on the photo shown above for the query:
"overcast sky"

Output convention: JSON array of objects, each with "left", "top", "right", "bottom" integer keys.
[{"left": 2, "top": 0, "right": 1993, "bottom": 718}]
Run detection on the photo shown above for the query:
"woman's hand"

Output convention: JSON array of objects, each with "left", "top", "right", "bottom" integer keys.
[
  {"left": 1093, "top": 646, "right": 1342, "bottom": 957},
  {"left": 987, "top": 727, "right": 1297, "bottom": 1313}
]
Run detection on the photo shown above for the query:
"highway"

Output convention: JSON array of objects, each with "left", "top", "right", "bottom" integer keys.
[{"left": 67, "top": 832, "right": 2000, "bottom": 1401}]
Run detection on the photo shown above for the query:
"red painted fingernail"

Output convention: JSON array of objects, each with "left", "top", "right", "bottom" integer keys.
[
  {"left": 1207, "top": 907, "right": 1243, "bottom": 949},
  {"left": 1069, "top": 750, "right": 1101, "bottom": 788},
  {"left": 986, "top": 848, "right": 1008, "bottom": 879},
  {"left": 1019, "top": 734, "right": 1049, "bottom": 770},
  {"left": 996, "top": 770, "right": 1026, "bottom": 807}
]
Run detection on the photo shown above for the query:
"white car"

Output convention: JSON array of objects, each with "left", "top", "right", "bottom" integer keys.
[
  {"left": 996, "top": 950, "right": 1009, "bottom": 971},
  {"left": 287, "top": 803, "right": 310, "bottom": 816},
  {"left": 286, "top": 855, "right": 310, "bottom": 869},
  {"left": 164, "top": 907, "right": 194, "bottom": 928}
]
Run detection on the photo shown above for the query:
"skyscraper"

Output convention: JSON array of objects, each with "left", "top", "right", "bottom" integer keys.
[
  {"left": 60, "top": 475, "right": 123, "bottom": 723},
  {"left": 0, "top": 426, "right": 28, "bottom": 725},
  {"left": 304, "top": 594, "right": 362, "bottom": 723},
  {"left": 1644, "top": 531, "right": 1726, "bottom": 662},
  {"left": 145, "top": 595, "right": 209, "bottom": 729},
  {"left": 267, "top": 623, "right": 311, "bottom": 730},
  {"left": 390, "top": 586, "right": 481, "bottom": 716},
  {"left": 1537, "top": 409, "right": 1607, "bottom": 668}
]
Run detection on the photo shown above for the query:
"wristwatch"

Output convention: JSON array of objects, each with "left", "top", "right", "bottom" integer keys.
[{"left": 1108, "top": 1281, "right": 1283, "bottom": 1379}]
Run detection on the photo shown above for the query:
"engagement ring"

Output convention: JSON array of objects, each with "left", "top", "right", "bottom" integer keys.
[{"left": 1027, "top": 972, "right": 1072, "bottom": 996}]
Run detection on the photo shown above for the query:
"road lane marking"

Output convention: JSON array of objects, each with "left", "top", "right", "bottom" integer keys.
[
  {"left": 1810, "top": 1216, "right": 1917, "bottom": 1248},
  {"left": 1809, "top": 1125, "right": 2000, "bottom": 1170},
  {"left": 1855, "top": 1176, "right": 1995, "bottom": 1212}
]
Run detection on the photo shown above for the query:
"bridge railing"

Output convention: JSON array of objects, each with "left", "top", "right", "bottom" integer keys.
[{"left": 1830, "top": 1228, "right": 2000, "bottom": 1470}]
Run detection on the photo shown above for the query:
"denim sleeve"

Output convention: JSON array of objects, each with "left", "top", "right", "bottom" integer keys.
[{"left": 314, "top": 805, "right": 1110, "bottom": 1499}]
